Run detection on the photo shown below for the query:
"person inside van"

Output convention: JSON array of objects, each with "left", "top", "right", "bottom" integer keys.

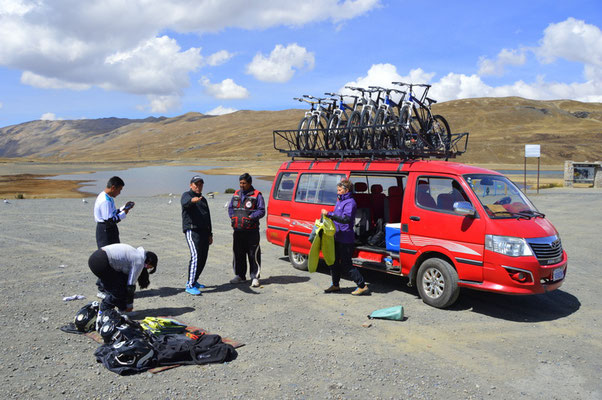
[{"left": 321, "top": 179, "right": 369, "bottom": 296}]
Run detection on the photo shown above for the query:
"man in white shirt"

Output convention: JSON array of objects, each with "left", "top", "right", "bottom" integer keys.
[
  {"left": 94, "top": 176, "right": 134, "bottom": 248},
  {"left": 93, "top": 176, "right": 134, "bottom": 298}
]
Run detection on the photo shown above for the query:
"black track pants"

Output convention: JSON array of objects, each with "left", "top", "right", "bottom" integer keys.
[
  {"left": 232, "top": 230, "right": 261, "bottom": 280},
  {"left": 185, "top": 230, "right": 210, "bottom": 287}
]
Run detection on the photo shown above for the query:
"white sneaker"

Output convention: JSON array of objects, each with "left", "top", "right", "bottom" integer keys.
[
  {"left": 96, "top": 291, "right": 107, "bottom": 299},
  {"left": 251, "top": 278, "right": 260, "bottom": 287},
  {"left": 229, "top": 276, "right": 245, "bottom": 284}
]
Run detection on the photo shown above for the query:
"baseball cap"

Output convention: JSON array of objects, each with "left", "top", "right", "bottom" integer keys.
[{"left": 190, "top": 175, "right": 204, "bottom": 184}]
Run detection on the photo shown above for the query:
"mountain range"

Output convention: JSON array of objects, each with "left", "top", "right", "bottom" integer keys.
[{"left": 1, "top": 97, "right": 601, "bottom": 165}]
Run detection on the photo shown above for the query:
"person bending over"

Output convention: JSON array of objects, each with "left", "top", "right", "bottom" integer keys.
[{"left": 88, "top": 243, "right": 157, "bottom": 313}]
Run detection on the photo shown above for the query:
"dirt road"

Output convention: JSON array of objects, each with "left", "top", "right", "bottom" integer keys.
[{"left": 0, "top": 189, "right": 600, "bottom": 399}]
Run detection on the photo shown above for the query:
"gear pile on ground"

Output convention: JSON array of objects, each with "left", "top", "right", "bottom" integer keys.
[{"left": 63, "top": 303, "right": 238, "bottom": 375}]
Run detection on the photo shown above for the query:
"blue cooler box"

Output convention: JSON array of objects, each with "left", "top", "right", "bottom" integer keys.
[{"left": 385, "top": 223, "right": 401, "bottom": 252}]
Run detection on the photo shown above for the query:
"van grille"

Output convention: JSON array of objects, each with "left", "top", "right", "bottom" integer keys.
[{"left": 527, "top": 237, "right": 563, "bottom": 265}]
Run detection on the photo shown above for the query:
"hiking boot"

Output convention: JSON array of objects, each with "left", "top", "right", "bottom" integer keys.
[
  {"left": 96, "top": 291, "right": 107, "bottom": 300},
  {"left": 229, "top": 276, "right": 246, "bottom": 284},
  {"left": 193, "top": 282, "right": 206, "bottom": 289},
  {"left": 351, "top": 285, "right": 370, "bottom": 296},
  {"left": 251, "top": 278, "right": 260, "bottom": 287},
  {"left": 324, "top": 285, "right": 341, "bottom": 293},
  {"left": 185, "top": 286, "right": 201, "bottom": 296}
]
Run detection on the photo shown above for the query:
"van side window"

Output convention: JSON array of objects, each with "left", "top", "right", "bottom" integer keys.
[
  {"left": 296, "top": 173, "right": 346, "bottom": 205},
  {"left": 273, "top": 172, "right": 298, "bottom": 201},
  {"left": 416, "top": 177, "right": 470, "bottom": 213}
]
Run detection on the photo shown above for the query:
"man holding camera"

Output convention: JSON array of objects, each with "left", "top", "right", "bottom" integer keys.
[{"left": 93, "top": 176, "right": 135, "bottom": 298}]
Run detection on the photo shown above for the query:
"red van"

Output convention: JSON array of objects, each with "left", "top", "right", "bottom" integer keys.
[{"left": 266, "top": 159, "right": 567, "bottom": 308}]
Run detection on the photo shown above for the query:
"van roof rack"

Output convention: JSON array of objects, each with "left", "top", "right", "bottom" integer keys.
[{"left": 272, "top": 127, "right": 469, "bottom": 160}]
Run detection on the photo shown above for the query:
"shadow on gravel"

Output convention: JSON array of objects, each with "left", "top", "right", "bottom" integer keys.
[
  {"left": 311, "top": 263, "right": 580, "bottom": 322},
  {"left": 136, "top": 286, "right": 183, "bottom": 299},
  {"left": 202, "top": 283, "right": 260, "bottom": 295},
  {"left": 128, "top": 306, "right": 195, "bottom": 318},
  {"left": 261, "top": 275, "right": 310, "bottom": 285},
  {"left": 449, "top": 289, "right": 580, "bottom": 322}
]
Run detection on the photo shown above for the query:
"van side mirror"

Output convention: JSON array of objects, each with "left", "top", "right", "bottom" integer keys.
[{"left": 454, "top": 201, "right": 476, "bottom": 217}]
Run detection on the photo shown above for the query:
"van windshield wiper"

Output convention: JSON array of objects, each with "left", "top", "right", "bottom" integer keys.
[
  {"left": 512, "top": 210, "right": 546, "bottom": 219},
  {"left": 488, "top": 210, "right": 532, "bottom": 220},
  {"left": 517, "top": 210, "right": 545, "bottom": 218}
]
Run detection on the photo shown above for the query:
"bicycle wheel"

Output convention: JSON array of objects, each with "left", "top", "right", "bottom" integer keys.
[
  {"left": 429, "top": 115, "right": 451, "bottom": 153},
  {"left": 382, "top": 113, "right": 400, "bottom": 150},
  {"left": 325, "top": 114, "right": 339, "bottom": 150},
  {"left": 347, "top": 111, "right": 362, "bottom": 150},
  {"left": 307, "top": 115, "right": 320, "bottom": 150},
  {"left": 371, "top": 109, "right": 386, "bottom": 149},
  {"left": 296, "top": 117, "right": 309, "bottom": 150},
  {"left": 362, "top": 109, "right": 378, "bottom": 150}
]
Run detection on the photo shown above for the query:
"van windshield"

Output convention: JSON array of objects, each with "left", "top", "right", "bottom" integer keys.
[{"left": 464, "top": 174, "right": 542, "bottom": 219}]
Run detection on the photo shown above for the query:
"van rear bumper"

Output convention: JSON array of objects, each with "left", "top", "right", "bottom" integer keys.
[{"left": 459, "top": 251, "right": 568, "bottom": 295}]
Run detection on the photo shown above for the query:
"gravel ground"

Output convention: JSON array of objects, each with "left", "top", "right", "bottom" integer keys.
[{"left": 0, "top": 189, "right": 600, "bottom": 400}]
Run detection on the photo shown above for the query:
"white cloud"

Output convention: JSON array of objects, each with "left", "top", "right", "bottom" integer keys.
[
  {"left": 343, "top": 64, "right": 435, "bottom": 91},
  {"left": 206, "top": 105, "right": 237, "bottom": 115},
  {"left": 537, "top": 17, "right": 602, "bottom": 67},
  {"left": 102, "top": 36, "right": 202, "bottom": 95},
  {"left": 21, "top": 71, "right": 91, "bottom": 90},
  {"left": 432, "top": 73, "right": 602, "bottom": 103},
  {"left": 246, "top": 44, "right": 315, "bottom": 83},
  {"left": 138, "top": 95, "right": 181, "bottom": 114},
  {"left": 40, "top": 112, "right": 62, "bottom": 120},
  {"left": 341, "top": 64, "right": 436, "bottom": 102},
  {"left": 201, "top": 77, "right": 249, "bottom": 99},
  {"left": 478, "top": 48, "right": 527, "bottom": 76},
  {"left": 0, "top": 1, "right": 378, "bottom": 113},
  {"left": 344, "top": 18, "right": 602, "bottom": 103},
  {"left": 206, "top": 50, "right": 233, "bottom": 66}
]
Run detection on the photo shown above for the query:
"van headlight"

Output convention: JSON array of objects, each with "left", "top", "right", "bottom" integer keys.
[{"left": 485, "top": 235, "right": 533, "bottom": 257}]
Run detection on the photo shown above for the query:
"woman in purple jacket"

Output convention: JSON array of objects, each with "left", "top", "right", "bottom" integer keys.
[{"left": 321, "top": 179, "right": 369, "bottom": 295}]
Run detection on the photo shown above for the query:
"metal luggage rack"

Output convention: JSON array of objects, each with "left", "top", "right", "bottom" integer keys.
[{"left": 273, "top": 126, "right": 469, "bottom": 160}]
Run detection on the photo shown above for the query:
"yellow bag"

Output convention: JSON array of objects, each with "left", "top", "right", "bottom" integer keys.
[{"left": 308, "top": 217, "right": 336, "bottom": 273}]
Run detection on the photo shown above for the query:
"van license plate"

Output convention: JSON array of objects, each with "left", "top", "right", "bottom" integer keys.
[{"left": 552, "top": 268, "right": 564, "bottom": 281}]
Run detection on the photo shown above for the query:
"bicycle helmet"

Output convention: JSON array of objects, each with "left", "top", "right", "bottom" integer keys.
[
  {"left": 74, "top": 301, "right": 100, "bottom": 332},
  {"left": 112, "top": 338, "right": 156, "bottom": 369},
  {"left": 96, "top": 308, "right": 122, "bottom": 332}
]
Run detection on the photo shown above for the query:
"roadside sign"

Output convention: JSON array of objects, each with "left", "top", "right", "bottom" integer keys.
[{"left": 525, "top": 144, "right": 540, "bottom": 158}]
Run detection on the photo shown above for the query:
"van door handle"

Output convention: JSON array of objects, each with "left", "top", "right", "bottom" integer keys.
[
  {"left": 410, "top": 216, "right": 420, "bottom": 221},
  {"left": 281, "top": 213, "right": 290, "bottom": 217}
]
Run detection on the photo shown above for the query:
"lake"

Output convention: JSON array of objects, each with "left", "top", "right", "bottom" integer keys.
[{"left": 46, "top": 165, "right": 273, "bottom": 197}]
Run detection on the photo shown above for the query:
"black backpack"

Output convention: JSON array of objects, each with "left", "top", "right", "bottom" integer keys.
[{"left": 367, "top": 218, "right": 386, "bottom": 247}]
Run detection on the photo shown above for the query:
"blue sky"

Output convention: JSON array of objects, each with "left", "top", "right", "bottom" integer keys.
[{"left": 0, "top": 0, "right": 601, "bottom": 127}]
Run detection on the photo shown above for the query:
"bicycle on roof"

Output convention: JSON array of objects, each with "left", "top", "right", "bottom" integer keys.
[
  {"left": 392, "top": 82, "right": 451, "bottom": 153},
  {"left": 323, "top": 91, "right": 360, "bottom": 150},
  {"left": 368, "top": 86, "right": 407, "bottom": 150},
  {"left": 294, "top": 96, "right": 336, "bottom": 151}
]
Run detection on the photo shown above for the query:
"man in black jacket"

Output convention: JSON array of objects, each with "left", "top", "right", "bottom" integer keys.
[{"left": 181, "top": 176, "right": 213, "bottom": 295}]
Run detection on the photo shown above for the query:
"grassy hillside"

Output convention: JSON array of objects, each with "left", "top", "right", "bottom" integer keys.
[{"left": 1, "top": 97, "right": 601, "bottom": 165}]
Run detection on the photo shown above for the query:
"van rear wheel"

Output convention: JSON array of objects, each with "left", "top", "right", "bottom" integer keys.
[
  {"left": 288, "top": 242, "right": 308, "bottom": 271},
  {"left": 416, "top": 258, "right": 459, "bottom": 308}
]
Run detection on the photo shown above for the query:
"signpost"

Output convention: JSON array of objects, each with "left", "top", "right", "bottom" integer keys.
[{"left": 525, "top": 144, "right": 541, "bottom": 194}]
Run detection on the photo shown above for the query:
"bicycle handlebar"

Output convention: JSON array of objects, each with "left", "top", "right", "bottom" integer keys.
[
  {"left": 392, "top": 82, "right": 431, "bottom": 88},
  {"left": 368, "top": 86, "right": 406, "bottom": 95}
]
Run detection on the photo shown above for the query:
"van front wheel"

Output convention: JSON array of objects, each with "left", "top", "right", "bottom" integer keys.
[
  {"left": 288, "top": 242, "right": 308, "bottom": 271},
  {"left": 416, "top": 258, "right": 459, "bottom": 308}
]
